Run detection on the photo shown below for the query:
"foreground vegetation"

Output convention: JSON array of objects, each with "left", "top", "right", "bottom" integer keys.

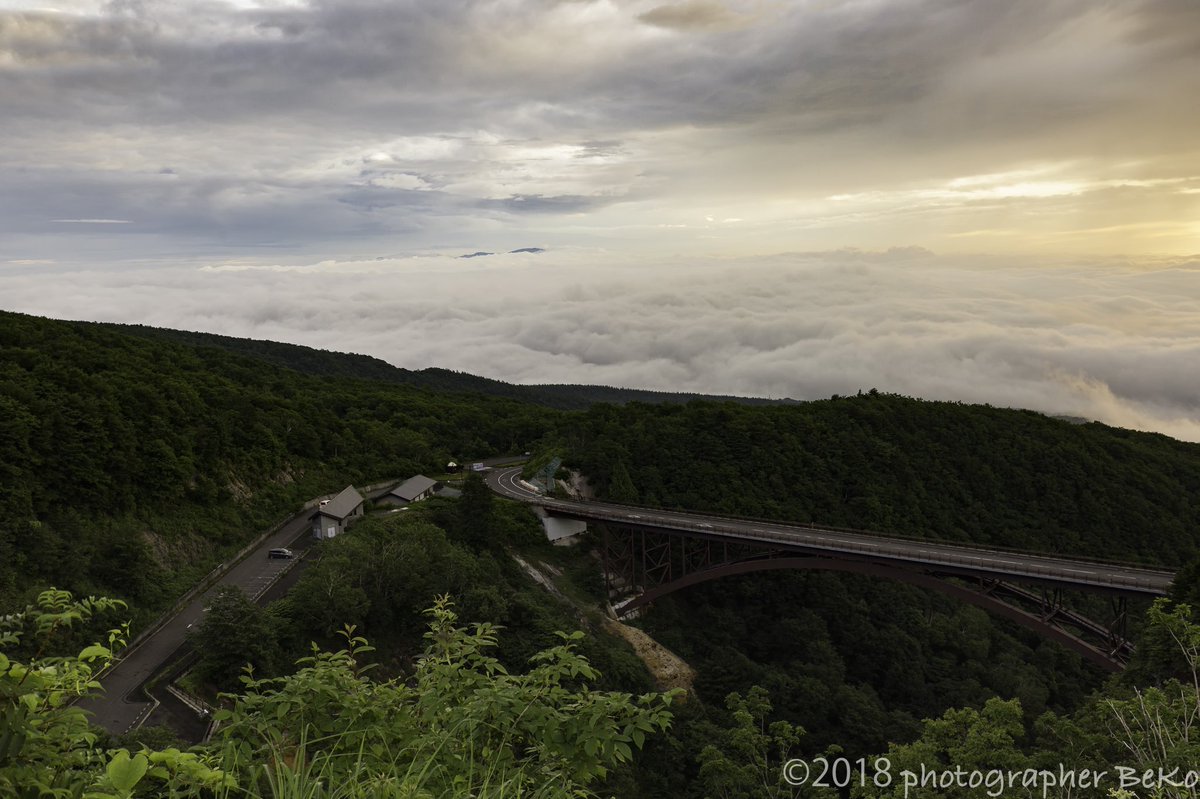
[
  {"left": 6, "top": 587, "right": 1200, "bottom": 799},
  {"left": 1, "top": 589, "right": 675, "bottom": 798}
]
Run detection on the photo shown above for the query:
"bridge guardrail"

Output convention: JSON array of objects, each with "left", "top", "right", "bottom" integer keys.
[
  {"left": 533, "top": 498, "right": 1173, "bottom": 593},
  {"left": 534, "top": 493, "right": 1174, "bottom": 572}
]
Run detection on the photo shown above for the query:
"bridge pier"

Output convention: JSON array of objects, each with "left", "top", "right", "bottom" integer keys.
[{"left": 533, "top": 506, "right": 588, "bottom": 544}]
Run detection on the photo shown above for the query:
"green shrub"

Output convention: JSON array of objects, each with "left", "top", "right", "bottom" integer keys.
[{"left": 2, "top": 590, "right": 677, "bottom": 798}]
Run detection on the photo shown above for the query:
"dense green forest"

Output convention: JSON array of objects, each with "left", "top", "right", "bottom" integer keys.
[
  {"left": 0, "top": 310, "right": 550, "bottom": 619},
  {"left": 565, "top": 395, "right": 1200, "bottom": 564},
  {"left": 187, "top": 495, "right": 654, "bottom": 701},
  {"left": 108, "top": 322, "right": 785, "bottom": 410},
  {"left": 5, "top": 310, "right": 1200, "bottom": 797}
]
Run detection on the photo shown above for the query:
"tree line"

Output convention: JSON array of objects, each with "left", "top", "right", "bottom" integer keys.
[{"left": 0, "top": 310, "right": 549, "bottom": 621}]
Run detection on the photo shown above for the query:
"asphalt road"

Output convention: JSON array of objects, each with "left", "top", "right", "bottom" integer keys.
[
  {"left": 79, "top": 460, "right": 522, "bottom": 738},
  {"left": 486, "top": 467, "right": 1175, "bottom": 595},
  {"left": 78, "top": 511, "right": 315, "bottom": 736}
]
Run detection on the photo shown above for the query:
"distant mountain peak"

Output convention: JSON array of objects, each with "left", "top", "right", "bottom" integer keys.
[{"left": 458, "top": 247, "right": 545, "bottom": 259}]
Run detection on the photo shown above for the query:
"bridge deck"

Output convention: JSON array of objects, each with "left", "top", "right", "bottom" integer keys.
[{"left": 487, "top": 467, "right": 1174, "bottom": 596}]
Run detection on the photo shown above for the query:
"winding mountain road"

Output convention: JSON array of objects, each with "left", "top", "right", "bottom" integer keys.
[{"left": 78, "top": 511, "right": 314, "bottom": 735}]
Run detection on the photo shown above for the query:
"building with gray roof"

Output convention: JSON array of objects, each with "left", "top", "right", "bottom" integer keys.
[
  {"left": 379, "top": 475, "right": 441, "bottom": 507},
  {"left": 311, "top": 485, "right": 365, "bottom": 539}
]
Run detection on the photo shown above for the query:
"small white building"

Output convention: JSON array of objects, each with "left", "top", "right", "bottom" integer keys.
[
  {"left": 379, "top": 475, "right": 440, "bottom": 507},
  {"left": 311, "top": 485, "right": 365, "bottom": 539}
]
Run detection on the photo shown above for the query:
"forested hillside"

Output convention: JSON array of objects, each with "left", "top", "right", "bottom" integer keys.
[
  {"left": 0, "top": 310, "right": 549, "bottom": 618},
  {"left": 566, "top": 394, "right": 1200, "bottom": 564},
  {"left": 108, "top": 322, "right": 785, "bottom": 409}
]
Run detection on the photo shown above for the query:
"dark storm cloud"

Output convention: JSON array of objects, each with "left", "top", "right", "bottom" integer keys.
[
  {"left": 0, "top": 165, "right": 378, "bottom": 242},
  {"left": 1127, "top": 0, "right": 1200, "bottom": 52},
  {"left": 481, "top": 194, "right": 613, "bottom": 214},
  {"left": 0, "top": 1, "right": 1182, "bottom": 135},
  {"left": 1, "top": 0, "right": 1197, "bottom": 255},
  {"left": 637, "top": 1, "right": 747, "bottom": 32}
]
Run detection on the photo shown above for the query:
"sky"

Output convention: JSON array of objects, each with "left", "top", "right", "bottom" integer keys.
[{"left": 2, "top": 0, "right": 1199, "bottom": 438}]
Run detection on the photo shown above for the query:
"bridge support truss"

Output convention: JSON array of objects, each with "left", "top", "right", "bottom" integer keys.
[{"left": 601, "top": 525, "right": 1139, "bottom": 673}]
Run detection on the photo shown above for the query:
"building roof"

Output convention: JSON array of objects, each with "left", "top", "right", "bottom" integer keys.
[
  {"left": 316, "top": 485, "right": 364, "bottom": 520},
  {"left": 390, "top": 475, "right": 439, "bottom": 502}
]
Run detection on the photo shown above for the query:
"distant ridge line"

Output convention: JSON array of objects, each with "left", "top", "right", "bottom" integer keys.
[{"left": 99, "top": 322, "right": 792, "bottom": 410}]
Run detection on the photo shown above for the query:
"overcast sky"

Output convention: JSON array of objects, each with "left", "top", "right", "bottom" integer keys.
[{"left": 2, "top": 1, "right": 1199, "bottom": 438}]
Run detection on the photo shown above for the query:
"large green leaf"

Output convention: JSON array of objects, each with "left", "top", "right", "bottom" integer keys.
[{"left": 105, "top": 749, "right": 148, "bottom": 794}]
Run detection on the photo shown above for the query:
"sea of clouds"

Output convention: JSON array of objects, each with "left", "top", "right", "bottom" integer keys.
[{"left": 3, "top": 247, "right": 1199, "bottom": 441}]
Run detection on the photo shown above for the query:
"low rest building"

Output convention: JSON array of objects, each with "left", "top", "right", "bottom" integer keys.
[
  {"left": 379, "top": 475, "right": 441, "bottom": 507},
  {"left": 311, "top": 485, "right": 365, "bottom": 539}
]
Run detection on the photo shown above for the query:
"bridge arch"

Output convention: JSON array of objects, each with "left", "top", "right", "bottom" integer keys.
[{"left": 614, "top": 557, "right": 1128, "bottom": 672}]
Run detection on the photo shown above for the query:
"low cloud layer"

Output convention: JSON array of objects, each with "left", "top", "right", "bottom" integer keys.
[{"left": 4, "top": 249, "right": 1200, "bottom": 441}]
